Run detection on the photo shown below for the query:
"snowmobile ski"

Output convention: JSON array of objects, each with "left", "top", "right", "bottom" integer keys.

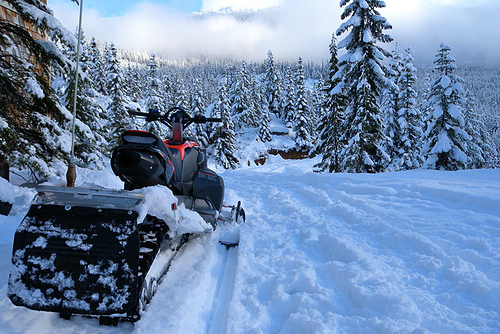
[{"left": 218, "top": 201, "right": 245, "bottom": 247}]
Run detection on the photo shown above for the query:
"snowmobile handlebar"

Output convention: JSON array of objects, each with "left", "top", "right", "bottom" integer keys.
[{"left": 128, "top": 107, "right": 221, "bottom": 128}]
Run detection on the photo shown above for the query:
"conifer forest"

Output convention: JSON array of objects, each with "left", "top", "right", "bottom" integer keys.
[{"left": 1, "top": 0, "right": 499, "bottom": 181}]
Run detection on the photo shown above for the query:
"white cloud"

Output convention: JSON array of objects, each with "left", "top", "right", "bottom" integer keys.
[
  {"left": 201, "top": 0, "right": 282, "bottom": 12},
  {"left": 49, "top": 0, "right": 500, "bottom": 66}
]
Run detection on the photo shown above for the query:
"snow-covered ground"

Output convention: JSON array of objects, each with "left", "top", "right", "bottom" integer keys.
[{"left": 0, "top": 157, "right": 499, "bottom": 333}]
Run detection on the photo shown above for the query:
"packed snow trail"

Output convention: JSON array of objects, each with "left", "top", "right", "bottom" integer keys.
[
  {"left": 221, "top": 157, "right": 500, "bottom": 333},
  {"left": 0, "top": 157, "right": 499, "bottom": 333}
]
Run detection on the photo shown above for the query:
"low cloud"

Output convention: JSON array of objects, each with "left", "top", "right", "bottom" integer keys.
[{"left": 50, "top": 0, "right": 500, "bottom": 66}]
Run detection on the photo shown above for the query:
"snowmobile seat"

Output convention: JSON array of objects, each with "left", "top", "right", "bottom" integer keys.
[{"left": 112, "top": 130, "right": 176, "bottom": 190}]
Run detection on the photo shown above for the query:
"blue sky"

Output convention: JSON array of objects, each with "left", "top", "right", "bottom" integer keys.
[
  {"left": 83, "top": 0, "right": 203, "bottom": 17},
  {"left": 50, "top": 0, "right": 500, "bottom": 65}
]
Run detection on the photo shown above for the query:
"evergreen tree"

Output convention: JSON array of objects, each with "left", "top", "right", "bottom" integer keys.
[
  {"left": 293, "top": 57, "right": 314, "bottom": 152},
  {"left": 59, "top": 39, "right": 106, "bottom": 167},
  {"left": 162, "top": 70, "right": 174, "bottom": 110},
  {"left": 312, "top": 34, "right": 347, "bottom": 173},
  {"left": 191, "top": 78, "right": 209, "bottom": 148},
  {"left": 101, "top": 43, "right": 110, "bottom": 95},
  {"left": 258, "top": 97, "right": 272, "bottom": 143},
  {"left": 463, "top": 91, "right": 494, "bottom": 168},
  {"left": 420, "top": 73, "right": 433, "bottom": 137},
  {"left": 145, "top": 54, "right": 161, "bottom": 111},
  {"left": 212, "top": 80, "right": 239, "bottom": 169},
  {"left": 88, "top": 37, "right": 105, "bottom": 94},
  {"left": 395, "top": 47, "right": 424, "bottom": 170},
  {"left": 281, "top": 64, "right": 296, "bottom": 128},
  {"left": 105, "top": 43, "right": 130, "bottom": 148},
  {"left": 125, "top": 65, "right": 143, "bottom": 102},
  {"left": 335, "top": 0, "right": 393, "bottom": 173},
  {"left": 0, "top": 0, "right": 103, "bottom": 177},
  {"left": 248, "top": 76, "right": 263, "bottom": 128},
  {"left": 263, "top": 50, "right": 282, "bottom": 118},
  {"left": 381, "top": 46, "right": 403, "bottom": 167},
  {"left": 422, "top": 43, "right": 469, "bottom": 170},
  {"left": 172, "top": 74, "right": 189, "bottom": 111},
  {"left": 143, "top": 54, "right": 168, "bottom": 138},
  {"left": 229, "top": 61, "right": 252, "bottom": 128},
  {"left": 310, "top": 79, "right": 327, "bottom": 134}
]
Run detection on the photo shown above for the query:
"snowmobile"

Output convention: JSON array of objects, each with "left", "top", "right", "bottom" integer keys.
[{"left": 7, "top": 107, "right": 245, "bottom": 324}]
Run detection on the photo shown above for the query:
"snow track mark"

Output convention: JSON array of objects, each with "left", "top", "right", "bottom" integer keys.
[{"left": 206, "top": 244, "right": 238, "bottom": 334}]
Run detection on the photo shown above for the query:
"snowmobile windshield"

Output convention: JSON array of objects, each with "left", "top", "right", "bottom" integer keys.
[{"left": 123, "top": 133, "right": 158, "bottom": 145}]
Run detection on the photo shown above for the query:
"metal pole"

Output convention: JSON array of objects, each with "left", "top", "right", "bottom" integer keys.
[{"left": 67, "top": 0, "right": 84, "bottom": 187}]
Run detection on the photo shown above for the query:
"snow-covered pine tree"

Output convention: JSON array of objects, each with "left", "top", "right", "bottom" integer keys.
[
  {"left": 258, "top": 96, "right": 272, "bottom": 143},
  {"left": 381, "top": 46, "right": 403, "bottom": 168},
  {"left": 293, "top": 57, "right": 314, "bottom": 152},
  {"left": 101, "top": 43, "right": 110, "bottom": 95},
  {"left": 161, "top": 70, "right": 174, "bottom": 110},
  {"left": 419, "top": 73, "right": 433, "bottom": 136},
  {"left": 421, "top": 43, "right": 469, "bottom": 170},
  {"left": 0, "top": 0, "right": 103, "bottom": 177},
  {"left": 171, "top": 74, "right": 195, "bottom": 138},
  {"left": 173, "top": 74, "right": 190, "bottom": 111},
  {"left": 336, "top": 0, "right": 393, "bottom": 173},
  {"left": 229, "top": 61, "right": 252, "bottom": 128},
  {"left": 87, "top": 37, "right": 105, "bottom": 95},
  {"left": 395, "top": 47, "right": 424, "bottom": 170},
  {"left": 191, "top": 78, "right": 210, "bottom": 148},
  {"left": 143, "top": 54, "right": 169, "bottom": 138},
  {"left": 263, "top": 50, "right": 282, "bottom": 118},
  {"left": 124, "top": 65, "right": 143, "bottom": 102},
  {"left": 281, "top": 64, "right": 296, "bottom": 128},
  {"left": 463, "top": 91, "right": 494, "bottom": 168},
  {"left": 57, "top": 35, "right": 106, "bottom": 168},
  {"left": 312, "top": 34, "right": 348, "bottom": 173},
  {"left": 105, "top": 43, "right": 130, "bottom": 149},
  {"left": 212, "top": 80, "right": 239, "bottom": 169},
  {"left": 248, "top": 76, "right": 262, "bottom": 128}
]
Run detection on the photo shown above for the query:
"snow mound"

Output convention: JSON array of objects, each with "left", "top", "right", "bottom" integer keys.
[
  {"left": 0, "top": 177, "right": 15, "bottom": 204},
  {"left": 136, "top": 185, "right": 212, "bottom": 236}
]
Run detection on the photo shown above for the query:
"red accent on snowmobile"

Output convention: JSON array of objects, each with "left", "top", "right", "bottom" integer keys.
[
  {"left": 166, "top": 141, "right": 198, "bottom": 160},
  {"left": 126, "top": 129, "right": 150, "bottom": 134},
  {"left": 167, "top": 158, "right": 176, "bottom": 181}
]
